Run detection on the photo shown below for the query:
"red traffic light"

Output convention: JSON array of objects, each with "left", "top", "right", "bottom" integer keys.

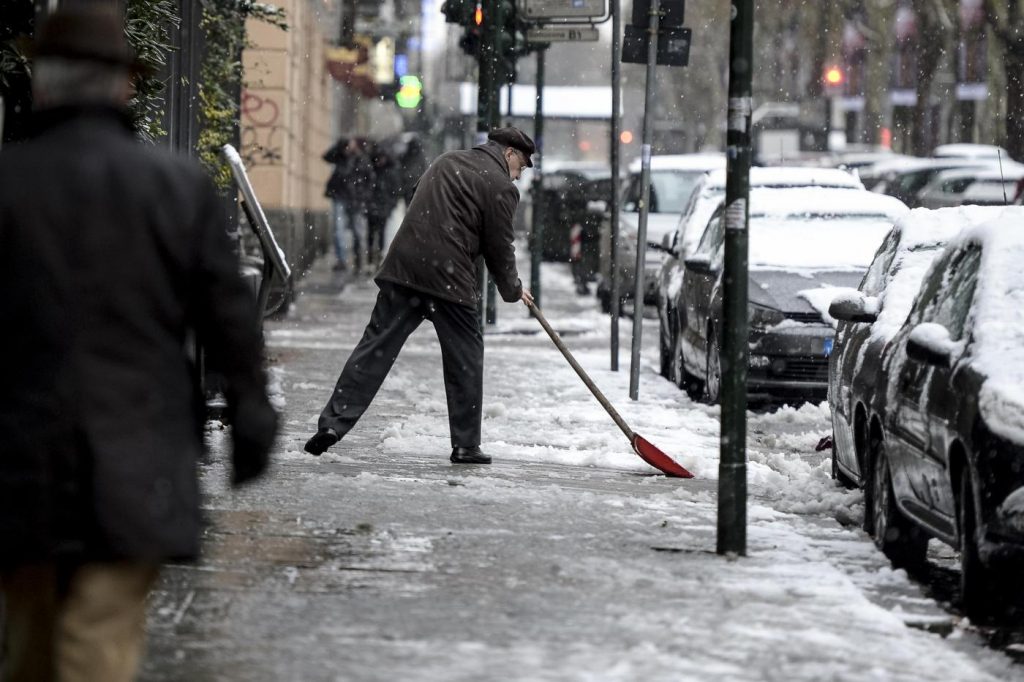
[{"left": 824, "top": 66, "right": 844, "bottom": 86}]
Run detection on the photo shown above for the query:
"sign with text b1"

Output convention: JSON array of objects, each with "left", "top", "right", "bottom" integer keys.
[
  {"left": 622, "top": 25, "right": 692, "bottom": 67},
  {"left": 522, "top": 0, "right": 607, "bottom": 21},
  {"left": 527, "top": 26, "right": 600, "bottom": 42}
]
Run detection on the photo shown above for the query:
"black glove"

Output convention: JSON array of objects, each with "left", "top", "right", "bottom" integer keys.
[{"left": 229, "top": 395, "right": 278, "bottom": 486}]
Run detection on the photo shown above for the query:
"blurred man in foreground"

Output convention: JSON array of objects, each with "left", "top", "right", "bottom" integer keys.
[{"left": 0, "top": 6, "right": 277, "bottom": 680}]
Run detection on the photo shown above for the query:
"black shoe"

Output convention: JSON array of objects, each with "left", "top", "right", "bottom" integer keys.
[
  {"left": 304, "top": 427, "right": 339, "bottom": 455},
  {"left": 450, "top": 446, "right": 491, "bottom": 464}
]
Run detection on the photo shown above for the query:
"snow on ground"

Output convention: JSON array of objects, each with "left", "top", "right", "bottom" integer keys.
[{"left": 190, "top": 255, "right": 1024, "bottom": 681}]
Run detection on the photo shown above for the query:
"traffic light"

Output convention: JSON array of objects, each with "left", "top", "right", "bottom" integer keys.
[
  {"left": 395, "top": 75, "right": 423, "bottom": 109},
  {"left": 823, "top": 65, "right": 845, "bottom": 96}
]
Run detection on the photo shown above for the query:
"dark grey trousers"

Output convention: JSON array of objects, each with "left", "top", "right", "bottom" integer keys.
[{"left": 318, "top": 282, "right": 484, "bottom": 447}]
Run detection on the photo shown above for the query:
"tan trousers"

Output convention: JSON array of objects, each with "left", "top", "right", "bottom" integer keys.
[{"left": 1, "top": 561, "right": 158, "bottom": 682}]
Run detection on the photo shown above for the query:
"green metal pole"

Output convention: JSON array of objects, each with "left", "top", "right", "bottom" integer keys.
[
  {"left": 717, "top": 0, "right": 753, "bottom": 557},
  {"left": 628, "top": 0, "right": 659, "bottom": 401},
  {"left": 609, "top": 0, "right": 621, "bottom": 371},
  {"left": 530, "top": 46, "right": 545, "bottom": 310}
]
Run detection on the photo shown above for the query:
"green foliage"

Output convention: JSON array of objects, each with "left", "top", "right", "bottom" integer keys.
[
  {"left": 125, "top": 0, "right": 179, "bottom": 143},
  {"left": 197, "top": 0, "right": 287, "bottom": 188}
]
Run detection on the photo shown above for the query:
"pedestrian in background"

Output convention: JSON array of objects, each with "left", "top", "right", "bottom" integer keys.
[
  {"left": 397, "top": 133, "right": 428, "bottom": 206},
  {"left": 366, "top": 141, "right": 400, "bottom": 271},
  {"left": 323, "top": 136, "right": 374, "bottom": 272},
  {"left": 304, "top": 127, "right": 535, "bottom": 465},
  {"left": 0, "top": 6, "right": 278, "bottom": 681}
]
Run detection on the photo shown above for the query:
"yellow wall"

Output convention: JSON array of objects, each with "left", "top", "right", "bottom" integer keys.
[{"left": 241, "top": 0, "right": 332, "bottom": 213}]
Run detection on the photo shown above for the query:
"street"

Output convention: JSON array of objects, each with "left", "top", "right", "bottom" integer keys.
[{"left": 139, "top": 253, "right": 1023, "bottom": 681}]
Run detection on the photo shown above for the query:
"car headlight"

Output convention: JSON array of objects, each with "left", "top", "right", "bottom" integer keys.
[{"left": 749, "top": 302, "right": 785, "bottom": 330}]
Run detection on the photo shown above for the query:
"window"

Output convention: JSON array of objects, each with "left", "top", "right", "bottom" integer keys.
[
  {"left": 859, "top": 228, "right": 899, "bottom": 296},
  {"left": 913, "top": 245, "right": 981, "bottom": 340}
]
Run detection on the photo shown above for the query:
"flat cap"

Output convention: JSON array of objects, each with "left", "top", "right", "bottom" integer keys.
[{"left": 488, "top": 127, "right": 536, "bottom": 167}]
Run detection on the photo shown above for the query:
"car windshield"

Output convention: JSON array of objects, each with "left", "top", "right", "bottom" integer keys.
[
  {"left": 741, "top": 213, "right": 896, "bottom": 270},
  {"left": 625, "top": 170, "right": 707, "bottom": 214}
]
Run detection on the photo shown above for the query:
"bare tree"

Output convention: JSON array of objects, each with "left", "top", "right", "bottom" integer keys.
[{"left": 985, "top": 0, "right": 1024, "bottom": 159}]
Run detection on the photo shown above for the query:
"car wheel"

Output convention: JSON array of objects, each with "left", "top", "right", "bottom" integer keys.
[
  {"left": 869, "top": 438, "right": 927, "bottom": 570},
  {"left": 831, "top": 447, "right": 857, "bottom": 490},
  {"left": 673, "top": 334, "right": 704, "bottom": 400},
  {"left": 703, "top": 328, "right": 721, "bottom": 404},
  {"left": 659, "top": 317, "right": 672, "bottom": 380},
  {"left": 958, "top": 471, "right": 1009, "bottom": 623},
  {"left": 829, "top": 412, "right": 857, "bottom": 490}
]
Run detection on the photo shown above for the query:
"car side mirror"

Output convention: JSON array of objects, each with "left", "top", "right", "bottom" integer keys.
[
  {"left": 906, "top": 322, "right": 957, "bottom": 368},
  {"left": 684, "top": 254, "right": 717, "bottom": 275},
  {"left": 828, "top": 293, "right": 879, "bottom": 323}
]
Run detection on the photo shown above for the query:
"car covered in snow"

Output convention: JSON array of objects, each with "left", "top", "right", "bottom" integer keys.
[
  {"left": 655, "top": 166, "right": 865, "bottom": 383},
  {"left": 597, "top": 153, "right": 725, "bottom": 311},
  {"left": 827, "top": 207, "right": 1002, "bottom": 490},
  {"left": 915, "top": 164, "right": 1024, "bottom": 210},
  {"left": 830, "top": 207, "right": 1024, "bottom": 622},
  {"left": 862, "top": 157, "right": 996, "bottom": 208},
  {"left": 675, "top": 187, "right": 908, "bottom": 403}
]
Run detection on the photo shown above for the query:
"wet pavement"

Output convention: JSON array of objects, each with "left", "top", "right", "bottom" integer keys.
[{"left": 139, "top": 253, "right": 1023, "bottom": 681}]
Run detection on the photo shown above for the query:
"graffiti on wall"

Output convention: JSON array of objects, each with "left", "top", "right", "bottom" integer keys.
[{"left": 241, "top": 89, "right": 284, "bottom": 166}]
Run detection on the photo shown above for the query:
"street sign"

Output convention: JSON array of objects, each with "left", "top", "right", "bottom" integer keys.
[
  {"left": 621, "top": 25, "right": 691, "bottom": 66},
  {"left": 526, "top": 26, "right": 599, "bottom": 42},
  {"left": 522, "top": 0, "right": 606, "bottom": 21}
]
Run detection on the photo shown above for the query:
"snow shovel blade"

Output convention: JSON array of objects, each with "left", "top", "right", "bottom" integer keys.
[{"left": 631, "top": 434, "right": 694, "bottom": 478}]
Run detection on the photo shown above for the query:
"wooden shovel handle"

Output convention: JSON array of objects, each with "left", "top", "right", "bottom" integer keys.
[{"left": 525, "top": 299, "right": 634, "bottom": 441}]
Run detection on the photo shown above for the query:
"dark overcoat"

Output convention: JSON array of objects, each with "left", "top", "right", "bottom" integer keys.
[
  {"left": 376, "top": 140, "right": 522, "bottom": 306},
  {"left": 0, "top": 107, "right": 277, "bottom": 566}
]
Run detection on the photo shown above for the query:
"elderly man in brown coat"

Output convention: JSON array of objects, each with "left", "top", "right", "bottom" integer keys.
[{"left": 305, "top": 128, "right": 535, "bottom": 464}]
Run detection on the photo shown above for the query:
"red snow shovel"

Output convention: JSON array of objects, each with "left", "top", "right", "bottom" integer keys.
[{"left": 525, "top": 300, "right": 694, "bottom": 479}]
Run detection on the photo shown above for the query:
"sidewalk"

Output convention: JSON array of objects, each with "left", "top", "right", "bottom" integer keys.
[{"left": 141, "top": 253, "right": 1022, "bottom": 681}]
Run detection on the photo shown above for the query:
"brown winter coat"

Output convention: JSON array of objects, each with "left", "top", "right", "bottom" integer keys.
[{"left": 375, "top": 140, "right": 523, "bottom": 306}]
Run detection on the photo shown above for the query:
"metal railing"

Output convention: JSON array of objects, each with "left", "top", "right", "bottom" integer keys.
[{"left": 221, "top": 144, "right": 292, "bottom": 318}]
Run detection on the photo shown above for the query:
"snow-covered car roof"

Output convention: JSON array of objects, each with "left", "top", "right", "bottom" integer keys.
[
  {"left": 935, "top": 207, "right": 1024, "bottom": 440},
  {"left": 628, "top": 153, "right": 725, "bottom": 173},
  {"left": 701, "top": 166, "right": 865, "bottom": 191},
  {"left": 741, "top": 188, "right": 909, "bottom": 270},
  {"left": 862, "top": 156, "right": 996, "bottom": 178},
  {"left": 749, "top": 186, "right": 908, "bottom": 219},
  {"left": 932, "top": 143, "right": 1012, "bottom": 160},
  {"left": 869, "top": 206, "right": 1005, "bottom": 341}
]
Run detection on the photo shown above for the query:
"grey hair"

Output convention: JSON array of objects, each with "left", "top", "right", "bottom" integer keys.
[{"left": 32, "top": 57, "right": 130, "bottom": 108}]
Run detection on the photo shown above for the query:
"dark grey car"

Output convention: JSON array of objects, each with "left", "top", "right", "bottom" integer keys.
[
  {"left": 676, "top": 187, "right": 907, "bottom": 403},
  {"left": 830, "top": 212, "right": 1024, "bottom": 622},
  {"left": 828, "top": 207, "right": 999, "bottom": 489}
]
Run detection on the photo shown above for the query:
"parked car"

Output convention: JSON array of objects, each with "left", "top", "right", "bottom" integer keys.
[
  {"left": 830, "top": 207, "right": 1024, "bottom": 622},
  {"left": 960, "top": 168, "right": 1024, "bottom": 206},
  {"left": 932, "top": 143, "right": 1012, "bottom": 161},
  {"left": 676, "top": 187, "right": 908, "bottom": 402},
  {"left": 828, "top": 207, "right": 1002, "bottom": 490},
  {"left": 863, "top": 157, "right": 993, "bottom": 208},
  {"left": 655, "top": 166, "right": 866, "bottom": 382},
  {"left": 916, "top": 164, "right": 1024, "bottom": 209},
  {"left": 597, "top": 153, "right": 725, "bottom": 311}
]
